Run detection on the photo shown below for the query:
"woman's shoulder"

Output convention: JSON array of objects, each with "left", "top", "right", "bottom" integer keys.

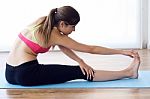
[{"left": 50, "top": 28, "right": 65, "bottom": 40}]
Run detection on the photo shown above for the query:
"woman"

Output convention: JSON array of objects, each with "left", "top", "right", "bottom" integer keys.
[{"left": 6, "top": 6, "right": 140, "bottom": 86}]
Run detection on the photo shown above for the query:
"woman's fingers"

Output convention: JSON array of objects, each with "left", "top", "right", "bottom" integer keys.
[
  {"left": 87, "top": 68, "right": 95, "bottom": 80},
  {"left": 86, "top": 70, "right": 90, "bottom": 79},
  {"left": 88, "top": 69, "right": 91, "bottom": 80},
  {"left": 80, "top": 67, "right": 86, "bottom": 75},
  {"left": 129, "top": 50, "right": 140, "bottom": 58},
  {"left": 80, "top": 65, "right": 95, "bottom": 80},
  {"left": 91, "top": 69, "right": 95, "bottom": 77},
  {"left": 88, "top": 69, "right": 94, "bottom": 80},
  {"left": 132, "top": 51, "right": 140, "bottom": 58}
]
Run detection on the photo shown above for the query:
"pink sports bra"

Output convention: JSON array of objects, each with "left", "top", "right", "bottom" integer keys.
[{"left": 18, "top": 33, "right": 50, "bottom": 54}]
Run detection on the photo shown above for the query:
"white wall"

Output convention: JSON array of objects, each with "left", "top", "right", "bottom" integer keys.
[
  {"left": 0, "top": 0, "right": 141, "bottom": 51},
  {"left": 148, "top": 0, "right": 150, "bottom": 49},
  {"left": 141, "top": 0, "right": 148, "bottom": 48}
]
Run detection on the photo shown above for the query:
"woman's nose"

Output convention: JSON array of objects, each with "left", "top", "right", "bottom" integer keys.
[{"left": 72, "top": 27, "right": 75, "bottom": 31}]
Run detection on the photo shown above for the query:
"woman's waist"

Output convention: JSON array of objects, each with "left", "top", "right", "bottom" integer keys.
[
  {"left": 7, "top": 52, "right": 37, "bottom": 67},
  {"left": 6, "top": 59, "right": 38, "bottom": 69}
]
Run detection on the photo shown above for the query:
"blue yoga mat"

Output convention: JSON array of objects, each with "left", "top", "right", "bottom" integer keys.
[{"left": 0, "top": 71, "right": 150, "bottom": 88}]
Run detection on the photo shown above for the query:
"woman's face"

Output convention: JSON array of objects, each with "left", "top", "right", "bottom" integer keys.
[{"left": 58, "top": 21, "right": 76, "bottom": 35}]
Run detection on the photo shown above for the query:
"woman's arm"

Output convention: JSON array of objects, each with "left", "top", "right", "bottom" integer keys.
[
  {"left": 54, "top": 34, "right": 136, "bottom": 57},
  {"left": 58, "top": 45, "right": 83, "bottom": 63},
  {"left": 58, "top": 45, "right": 95, "bottom": 79}
]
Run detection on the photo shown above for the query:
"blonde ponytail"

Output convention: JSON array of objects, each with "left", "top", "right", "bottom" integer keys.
[{"left": 36, "top": 8, "right": 57, "bottom": 46}]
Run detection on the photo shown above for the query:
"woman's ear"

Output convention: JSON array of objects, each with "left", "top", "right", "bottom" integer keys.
[{"left": 59, "top": 21, "right": 65, "bottom": 28}]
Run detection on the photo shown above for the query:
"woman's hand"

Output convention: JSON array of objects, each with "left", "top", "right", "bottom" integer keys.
[
  {"left": 79, "top": 61, "right": 95, "bottom": 80},
  {"left": 122, "top": 50, "right": 140, "bottom": 58}
]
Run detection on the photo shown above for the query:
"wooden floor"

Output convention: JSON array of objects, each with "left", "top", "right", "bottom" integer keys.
[{"left": 0, "top": 49, "right": 150, "bottom": 99}]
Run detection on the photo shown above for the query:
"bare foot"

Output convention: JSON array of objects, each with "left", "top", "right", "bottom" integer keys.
[{"left": 126, "top": 56, "right": 140, "bottom": 79}]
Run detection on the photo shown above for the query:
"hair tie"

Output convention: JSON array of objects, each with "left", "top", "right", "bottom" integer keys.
[{"left": 55, "top": 8, "right": 57, "bottom": 13}]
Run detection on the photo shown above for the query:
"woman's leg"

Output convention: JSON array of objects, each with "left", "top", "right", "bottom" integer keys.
[{"left": 93, "top": 56, "right": 140, "bottom": 81}]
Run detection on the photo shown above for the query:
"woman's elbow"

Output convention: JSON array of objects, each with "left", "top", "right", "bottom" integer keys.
[{"left": 85, "top": 46, "right": 95, "bottom": 54}]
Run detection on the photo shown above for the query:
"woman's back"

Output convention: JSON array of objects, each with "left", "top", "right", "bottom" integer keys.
[
  {"left": 6, "top": 17, "right": 52, "bottom": 66},
  {"left": 6, "top": 29, "right": 39, "bottom": 66}
]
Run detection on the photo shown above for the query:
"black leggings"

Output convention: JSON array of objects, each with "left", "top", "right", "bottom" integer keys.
[{"left": 5, "top": 60, "right": 93, "bottom": 86}]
